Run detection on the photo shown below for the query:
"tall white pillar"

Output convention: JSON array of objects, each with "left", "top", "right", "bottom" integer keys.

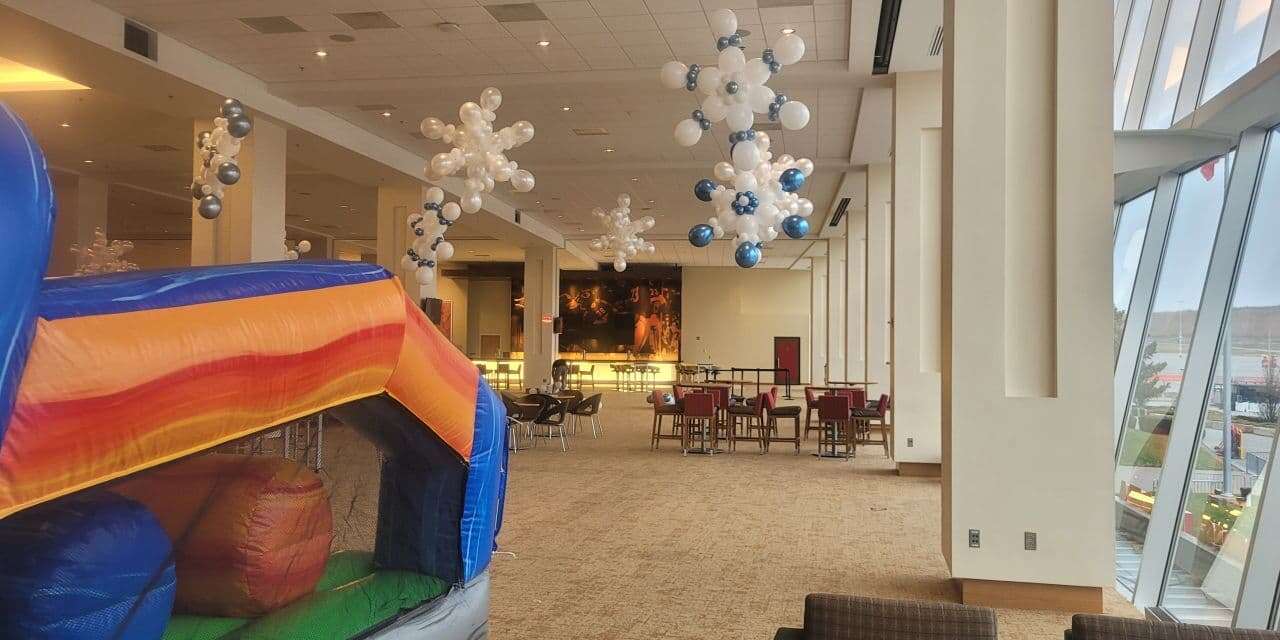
[
  {"left": 892, "top": 71, "right": 943, "bottom": 474},
  {"left": 866, "top": 164, "right": 892, "bottom": 399},
  {"left": 826, "top": 239, "right": 846, "bottom": 383},
  {"left": 375, "top": 183, "right": 432, "bottom": 302},
  {"left": 846, "top": 204, "right": 867, "bottom": 383},
  {"left": 942, "top": 0, "right": 1113, "bottom": 611},
  {"left": 191, "top": 117, "right": 286, "bottom": 265},
  {"left": 810, "top": 256, "right": 829, "bottom": 384},
  {"left": 522, "top": 245, "right": 559, "bottom": 388}
]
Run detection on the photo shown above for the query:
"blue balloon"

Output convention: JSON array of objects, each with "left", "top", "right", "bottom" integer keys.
[
  {"left": 780, "top": 168, "right": 806, "bottom": 192},
  {"left": 781, "top": 215, "right": 810, "bottom": 239},
  {"left": 693, "top": 178, "right": 716, "bottom": 202},
  {"left": 688, "top": 224, "right": 714, "bottom": 247},
  {"left": 734, "top": 242, "right": 761, "bottom": 268}
]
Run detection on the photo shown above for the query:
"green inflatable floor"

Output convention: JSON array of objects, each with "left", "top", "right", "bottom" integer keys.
[{"left": 162, "top": 551, "right": 449, "bottom": 640}]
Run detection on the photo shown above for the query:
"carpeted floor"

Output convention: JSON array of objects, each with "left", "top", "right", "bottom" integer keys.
[{"left": 487, "top": 390, "right": 1139, "bottom": 640}]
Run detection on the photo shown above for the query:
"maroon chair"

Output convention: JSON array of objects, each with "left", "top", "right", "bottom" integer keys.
[
  {"left": 681, "top": 392, "right": 717, "bottom": 455},
  {"left": 816, "top": 394, "right": 853, "bottom": 458},
  {"left": 765, "top": 386, "right": 802, "bottom": 454},
  {"left": 650, "top": 389, "right": 683, "bottom": 450},
  {"left": 803, "top": 387, "right": 823, "bottom": 440},
  {"left": 852, "top": 393, "right": 891, "bottom": 456},
  {"left": 728, "top": 392, "right": 768, "bottom": 453}
]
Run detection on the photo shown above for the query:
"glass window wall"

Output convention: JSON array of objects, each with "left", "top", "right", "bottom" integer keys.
[
  {"left": 1201, "top": 0, "right": 1273, "bottom": 104},
  {"left": 1115, "top": 192, "right": 1156, "bottom": 356},
  {"left": 1142, "top": 0, "right": 1201, "bottom": 129},
  {"left": 1116, "top": 0, "right": 1155, "bottom": 128}
]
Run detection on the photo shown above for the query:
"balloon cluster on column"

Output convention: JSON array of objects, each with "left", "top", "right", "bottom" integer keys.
[
  {"left": 191, "top": 98, "right": 252, "bottom": 220},
  {"left": 659, "top": 9, "right": 816, "bottom": 268},
  {"left": 420, "top": 87, "right": 535, "bottom": 214},
  {"left": 283, "top": 238, "right": 311, "bottom": 261},
  {"left": 588, "top": 194, "right": 655, "bottom": 272},
  {"left": 70, "top": 228, "right": 138, "bottom": 275},
  {"left": 401, "top": 187, "right": 459, "bottom": 285}
]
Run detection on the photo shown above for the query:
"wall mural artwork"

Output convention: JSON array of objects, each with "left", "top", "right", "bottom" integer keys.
[{"left": 558, "top": 275, "right": 680, "bottom": 360}]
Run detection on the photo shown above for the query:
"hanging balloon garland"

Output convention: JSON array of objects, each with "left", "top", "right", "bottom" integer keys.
[
  {"left": 283, "top": 238, "right": 311, "bottom": 261},
  {"left": 401, "top": 187, "right": 459, "bottom": 285},
  {"left": 191, "top": 98, "right": 253, "bottom": 220},
  {"left": 419, "top": 87, "right": 535, "bottom": 214},
  {"left": 659, "top": 9, "right": 816, "bottom": 268},
  {"left": 70, "top": 228, "right": 138, "bottom": 275},
  {"left": 588, "top": 194, "right": 656, "bottom": 272}
]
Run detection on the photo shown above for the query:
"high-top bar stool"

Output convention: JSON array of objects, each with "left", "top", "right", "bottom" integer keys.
[
  {"left": 728, "top": 392, "right": 768, "bottom": 453},
  {"left": 816, "top": 394, "right": 854, "bottom": 459},
  {"left": 803, "top": 387, "right": 823, "bottom": 440},
  {"left": 852, "top": 393, "right": 892, "bottom": 456},
  {"left": 650, "top": 390, "right": 683, "bottom": 449},
  {"left": 580, "top": 364, "right": 596, "bottom": 388},
  {"left": 681, "top": 392, "right": 718, "bottom": 455},
  {"left": 495, "top": 363, "right": 511, "bottom": 390},
  {"left": 764, "top": 387, "right": 802, "bottom": 454}
]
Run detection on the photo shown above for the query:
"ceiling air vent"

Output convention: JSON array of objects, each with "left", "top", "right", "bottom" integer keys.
[
  {"left": 357, "top": 103, "right": 398, "bottom": 112},
  {"left": 239, "top": 16, "right": 306, "bottom": 34},
  {"left": 829, "top": 197, "right": 851, "bottom": 227},
  {"left": 486, "top": 3, "right": 548, "bottom": 22},
  {"left": 334, "top": 11, "right": 400, "bottom": 30},
  {"left": 757, "top": 0, "right": 814, "bottom": 8},
  {"left": 139, "top": 144, "right": 179, "bottom": 152},
  {"left": 572, "top": 127, "right": 610, "bottom": 136},
  {"left": 928, "top": 26, "right": 943, "bottom": 57},
  {"left": 872, "top": 0, "right": 903, "bottom": 75},
  {"left": 123, "top": 21, "right": 157, "bottom": 60}
]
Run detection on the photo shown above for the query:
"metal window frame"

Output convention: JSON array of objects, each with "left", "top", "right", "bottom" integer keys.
[
  {"left": 1128, "top": 128, "right": 1269, "bottom": 610},
  {"left": 1172, "top": 0, "right": 1223, "bottom": 124},
  {"left": 1194, "top": 0, "right": 1277, "bottom": 108},
  {"left": 1125, "top": 0, "right": 1173, "bottom": 130},
  {"left": 1114, "top": 182, "right": 1177, "bottom": 445},
  {"left": 1118, "top": 0, "right": 1139, "bottom": 75},
  {"left": 1264, "top": 1, "right": 1280, "bottom": 60}
]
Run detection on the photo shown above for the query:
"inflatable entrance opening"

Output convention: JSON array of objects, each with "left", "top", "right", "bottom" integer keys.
[{"left": 0, "top": 103, "right": 508, "bottom": 640}]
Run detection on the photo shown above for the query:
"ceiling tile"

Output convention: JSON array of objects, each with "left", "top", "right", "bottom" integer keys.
[
  {"left": 536, "top": 1, "right": 598, "bottom": 18},
  {"left": 565, "top": 31, "right": 619, "bottom": 47},
  {"left": 588, "top": 0, "right": 650, "bottom": 16},
  {"left": 642, "top": 0, "right": 689, "bottom": 13},
  {"left": 759, "top": 5, "right": 813, "bottom": 23},
  {"left": 653, "top": 11, "right": 707, "bottom": 30},
  {"left": 602, "top": 13, "right": 657, "bottom": 31},
  {"left": 551, "top": 16, "right": 608, "bottom": 33},
  {"left": 610, "top": 29, "right": 660, "bottom": 44},
  {"left": 385, "top": 9, "right": 445, "bottom": 26},
  {"left": 436, "top": 6, "right": 498, "bottom": 22}
]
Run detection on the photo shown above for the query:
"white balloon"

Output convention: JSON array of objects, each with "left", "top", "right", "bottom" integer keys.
[
  {"left": 732, "top": 141, "right": 760, "bottom": 171},
  {"left": 286, "top": 249, "right": 299, "bottom": 260},
  {"left": 415, "top": 267, "right": 435, "bottom": 284},
  {"left": 443, "top": 202, "right": 462, "bottom": 221},
  {"left": 460, "top": 101, "right": 484, "bottom": 125},
  {"left": 699, "top": 67, "right": 722, "bottom": 93},
  {"left": 462, "top": 192, "right": 483, "bottom": 213},
  {"left": 480, "top": 87, "right": 502, "bottom": 111},
  {"left": 436, "top": 241, "right": 455, "bottom": 260},
  {"left": 660, "top": 61, "right": 688, "bottom": 89},
  {"left": 426, "top": 186, "right": 444, "bottom": 203},
  {"left": 618, "top": 193, "right": 631, "bottom": 207},
  {"left": 297, "top": 240, "right": 311, "bottom": 253},
  {"left": 754, "top": 132, "right": 771, "bottom": 152},
  {"left": 420, "top": 117, "right": 444, "bottom": 139},
  {"left": 748, "top": 84, "right": 776, "bottom": 113},
  {"left": 613, "top": 258, "right": 627, "bottom": 272},
  {"left": 779, "top": 100, "right": 810, "bottom": 130},
  {"left": 798, "top": 199, "right": 815, "bottom": 217},
  {"left": 708, "top": 8, "right": 738, "bottom": 38},
  {"left": 726, "top": 103, "right": 753, "bottom": 131},
  {"left": 733, "top": 171, "right": 757, "bottom": 192},
  {"left": 429, "top": 153, "right": 455, "bottom": 178},
  {"left": 796, "top": 157, "right": 815, "bottom": 176},
  {"left": 718, "top": 46, "right": 746, "bottom": 73},
  {"left": 773, "top": 33, "right": 805, "bottom": 65},
  {"left": 511, "top": 169, "right": 535, "bottom": 192},
  {"left": 701, "top": 95, "right": 727, "bottom": 122},
  {"left": 744, "top": 58, "right": 771, "bottom": 85},
  {"left": 674, "top": 118, "right": 703, "bottom": 147},
  {"left": 714, "top": 162, "right": 736, "bottom": 181}
]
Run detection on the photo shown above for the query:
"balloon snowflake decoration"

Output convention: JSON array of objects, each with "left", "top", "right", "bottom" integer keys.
[
  {"left": 420, "top": 87, "right": 535, "bottom": 215},
  {"left": 588, "top": 194, "right": 656, "bottom": 272},
  {"left": 70, "top": 228, "right": 138, "bottom": 275},
  {"left": 659, "top": 9, "right": 816, "bottom": 268},
  {"left": 191, "top": 98, "right": 253, "bottom": 220},
  {"left": 283, "top": 238, "right": 311, "bottom": 261},
  {"left": 401, "top": 187, "right": 459, "bottom": 285}
]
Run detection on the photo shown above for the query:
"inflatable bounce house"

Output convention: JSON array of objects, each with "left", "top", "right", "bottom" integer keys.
[{"left": 0, "top": 102, "right": 507, "bottom": 639}]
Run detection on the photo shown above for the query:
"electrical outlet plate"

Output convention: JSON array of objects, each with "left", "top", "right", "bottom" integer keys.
[
  {"left": 1024, "top": 531, "right": 1037, "bottom": 551},
  {"left": 907, "top": 437, "right": 914, "bottom": 447},
  {"left": 968, "top": 529, "right": 980, "bottom": 548}
]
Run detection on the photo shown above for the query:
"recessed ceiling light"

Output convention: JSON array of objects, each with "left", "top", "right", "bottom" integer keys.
[
  {"left": 59, "top": 122, "right": 70, "bottom": 128},
  {"left": 82, "top": 159, "right": 93, "bottom": 164},
  {"left": 339, "top": 204, "right": 349, "bottom": 208},
  {"left": 314, "top": 49, "right": 328, "bottom": 57},
  {"left": 380, "top": 111, "right": 392, "bottom": 117},
  {"left": 535, "top": 40, "right": 551, "bottom": 47},
  {"left": 560, "top": 105, "right": 571, "bottom": 112},
  {"left": 780, "top": 27, "right": 796, "bottom": 35},
  {"left": 603, "top": 147, "right": 615, "bottom": 153},
  {"left": 304, "top": 217, "right": 311, "bottom": 221},
  {"left": 630, "top": 176, "right": 638, "bottom": 182}
]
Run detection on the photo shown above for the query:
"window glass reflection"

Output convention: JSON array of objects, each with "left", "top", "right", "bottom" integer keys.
[
  {"left": 1115, "top": 154, "right": 1232, "bottom": 595},
  {"left": 1115, "top": 192, "right": 1155, "bottom": 357},
  {"left": 1142, "top": 0, "right": 1200, "bottom": 129},
  {"left": 1201, "top": 0, "right": 1273, "bottom": 103},
  {"left": 1116, "top": 0, "right": 1155, "bottom": 128},
  {"left": 1159, "top": 130, "right": 1280, "bottom": 626}
]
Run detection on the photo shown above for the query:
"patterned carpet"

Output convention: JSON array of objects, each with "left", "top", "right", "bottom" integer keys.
[{"left": 487, "top": 390, "right": 1139, "bottom": 639}]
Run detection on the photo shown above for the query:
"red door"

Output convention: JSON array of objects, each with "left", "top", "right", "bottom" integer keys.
[{"left": 774, "top": 337, "right": 801, "bottom": 385}]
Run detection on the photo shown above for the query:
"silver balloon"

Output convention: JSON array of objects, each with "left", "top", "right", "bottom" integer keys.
[
  {"left": 197, "top": 194, "right": 222, "bottom": 219},
  {"left": 226, "top": 115, "right": 253, "bottom": 138},
  {"left": 220, "top": 98, "right": 245, "bottom": 118},
  {"left": 216, "top": 162, "right": 241, "bottom": 185}
]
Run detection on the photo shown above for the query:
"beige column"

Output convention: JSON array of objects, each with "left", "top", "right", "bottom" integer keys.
[
  {"left": 942, "top": 0, "right": 1113, "bottom": 611},
  {"left": 190, "top": 117, "right": 286, "bottom": 265},
  {"left": 846, "top": 204, "right": 867, "bottom": 383},
  {"left": 826, "top": 239, "right": 846, "bottom": 383},
  {"left": 892, "top": 71, "right": 943, "bottom": 473},
  {"left": 866, "top": 164, "right": 892, "bottom": 399},
  {"left": 810, "top": 256, "right": 828, "bottom": 384},
  {"left": 375, "top": 183, "right": 431, "bottom": 302},
  {"left": 522, "top": 245, "right": 559, "bottom": 388}
]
